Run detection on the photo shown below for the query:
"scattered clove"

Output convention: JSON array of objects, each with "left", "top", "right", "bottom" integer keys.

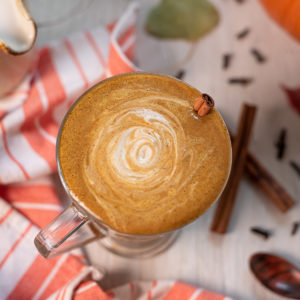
[
  {"left": 236, "top": 28, "right": 250, "bottom": 39},
  {"left": 251, "top": 48, "right": 266, "bottom": 63},
  {"left": 291, "top": 222, "right": 300, "bottom": 236},
  {"left": 175, "top": 70, "right": 185, "bottom": 80},
  {"left": 228, "top": 77, "right": 253, "bottom": 86},
  {"left": 223, "top": 53, "right": 233, "bottom": 70},
  {"left": 250, "top": 227, "right": 272, "bottom": 240},
  {"left": 274, "top": 128, "right": 286, "bottom": 160}
]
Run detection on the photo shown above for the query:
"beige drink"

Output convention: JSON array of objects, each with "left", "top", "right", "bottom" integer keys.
[{"left": 58, "top": 73, "right": 231, "bottom": 235}]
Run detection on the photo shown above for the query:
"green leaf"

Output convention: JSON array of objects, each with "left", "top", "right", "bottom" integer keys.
[{"left": 145, "top": 0, "right": 219, "bottom": 41}]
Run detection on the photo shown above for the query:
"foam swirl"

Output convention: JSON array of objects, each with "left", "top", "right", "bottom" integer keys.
[
  {"left": 60, "top": 74, "right": 231, "bottom": 234},
  {"left": 82, "top": 95, "right": 210, "bottom": 229}
]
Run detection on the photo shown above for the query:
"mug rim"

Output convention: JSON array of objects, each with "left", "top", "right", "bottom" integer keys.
[{"left": 56, "top": 72, "right": 232, "bottom": 236}]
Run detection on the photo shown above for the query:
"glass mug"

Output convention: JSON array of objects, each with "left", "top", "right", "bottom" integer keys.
[{"left": 34, "top": 73, "right": 231, "bottom": 259}]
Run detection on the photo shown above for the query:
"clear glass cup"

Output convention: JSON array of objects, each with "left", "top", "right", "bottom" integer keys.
[
  {"left": 34, "top": 202, "right": 179, "bottom": 259},
  {"left": 34, "top": 72, "right": 231, "bottom": 259}
]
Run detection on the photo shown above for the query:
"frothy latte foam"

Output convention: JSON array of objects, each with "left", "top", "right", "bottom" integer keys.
[{"left": 59, "top": 73, "right": 231, "bottom": 234}]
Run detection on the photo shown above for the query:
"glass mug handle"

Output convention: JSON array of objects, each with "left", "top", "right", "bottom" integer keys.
[{"left": 34, "top": 204, "right": 105, "bottom": 258}]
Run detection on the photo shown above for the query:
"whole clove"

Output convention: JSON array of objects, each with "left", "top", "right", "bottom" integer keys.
[
  {"left": 275, "top": 128, "right": 286, "bottom": 160},
  {"left": 289, "top": 161, "right": 300, "bottom": 177},
  {"left": 291, "top": 222, "right": 300, "bottom": 236},
  {"left": 223, "top": 53, "right": 233, "bottom": 70},
  {"left": 228, "top": 78, "right": 253, "bottom": 86},
  {"left": 175, "top": 70, "right": 185, "bottom": 80},
  {"left": 251, "top": 48, "right": 266, "bottom": 63},
  {"left": 250, "top": 227, "right": 272, "bottom": 240},
  {"left": 236, "top": 28, "right": 250, "bottom": 39}
]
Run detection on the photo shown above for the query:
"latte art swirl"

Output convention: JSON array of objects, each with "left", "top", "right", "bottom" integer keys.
[
  {"left": 83, "top": 97, "right": 199, "bottom": 222},
  {"left": 59, "top": 73, "right": 231, "bottom": 234},
  {"left": 108, "top": 108, "right": 179, "bottom": 184}
]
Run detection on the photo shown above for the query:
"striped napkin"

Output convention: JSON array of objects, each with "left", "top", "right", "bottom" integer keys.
[{"left": 0, "top": 3, "right": 230, "bottom": 299}]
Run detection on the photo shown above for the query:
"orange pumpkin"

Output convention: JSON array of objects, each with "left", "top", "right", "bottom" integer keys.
[{"left": 259, "top": 0, "right": 300, "bottom": 42}]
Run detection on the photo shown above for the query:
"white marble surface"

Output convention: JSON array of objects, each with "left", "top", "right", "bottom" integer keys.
[{"left": 28, "top": 0, "right": 300, "bottom": 299}]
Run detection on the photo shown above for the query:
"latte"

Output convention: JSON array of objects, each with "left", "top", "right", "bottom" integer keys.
[{"left": 58, "top": 73, "right": 231, "bottom": 234}]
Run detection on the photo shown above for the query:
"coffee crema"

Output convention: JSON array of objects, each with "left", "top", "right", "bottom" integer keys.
[{"left": 58, "top": 73, "right": 231, "bottom": 234}]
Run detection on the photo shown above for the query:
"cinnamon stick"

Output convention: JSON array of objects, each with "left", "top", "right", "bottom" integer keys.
[
  {"left": 193, "top": 94, "right": 214, "bottom": 117},
  {"left": 211, "top": 104, "right": 256, "bottom": 233},
  {"left": 244, "top": 153, "right": 295, "bottom": 212},
  {"left": 229, "top": 134, "right": 295, "bottom": 212}
]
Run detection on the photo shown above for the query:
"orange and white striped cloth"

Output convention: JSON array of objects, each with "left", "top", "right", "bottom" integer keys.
[{"left": 0, "top": 3, "right": 231, "bottom": 300}]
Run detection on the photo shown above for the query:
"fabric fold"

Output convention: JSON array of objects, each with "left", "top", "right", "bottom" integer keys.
[{"left": 0, "top": 2, "right": 230, "bottom": 299}]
